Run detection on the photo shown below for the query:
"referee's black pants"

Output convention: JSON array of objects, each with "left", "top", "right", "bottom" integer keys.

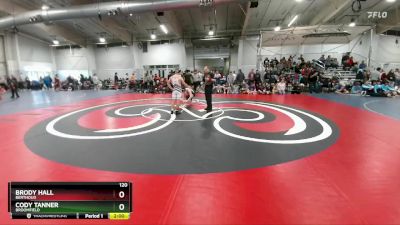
[{"left": 205, "top": 85, "right": 213, "bottom": 111}]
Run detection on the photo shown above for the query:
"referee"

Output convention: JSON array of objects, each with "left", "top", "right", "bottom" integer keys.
[{"left": 203, "top": 66, "right": 215, "bottom": 112}]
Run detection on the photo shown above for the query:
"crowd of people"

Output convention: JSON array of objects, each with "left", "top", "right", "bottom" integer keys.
[
  {"left": 256, "top": 53, "right": 400, "bottom": 97},
  {"left": 1, "top": 52, "right": 400, "bottom": 101},
  {"left": 148, "top": 53, "right": 399, "bottom": 97}
]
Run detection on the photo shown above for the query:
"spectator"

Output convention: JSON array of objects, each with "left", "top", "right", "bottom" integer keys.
[
  {"left": 371, "top": 68, "right": 381, "bottom": 81},
  {"left": 301, "top": 65, "right": 311, "bottom": 84},
  {"left": 92, "top": 74, "right": 100, "bottom": 91},
  {"left": 381, "top": 81, "right": 397, "bottom": 97},
  {"left": 240, "top": 80, "right": 249, "bottom": 94},
  {"left": 308, "top": 70, "right": 320, "bottom": 93},
  {"left": 39, "top": 76, "right": 44, "bottom": 89},
  {"left": 254, "top": 70, "right": 262, "bottom": 83},
  {"left": 356, "top": 69, "right": 365, "bottom": 81},
  {"left": 298, "top": 54, "right": 305, "bottom": 63},
  {"left": 365, "top": 69, "right": 371, "bottom": 81},
  {"left": 0, "top": 84, "right": 5, "bottom": 100},
  {"left": 227, "top": 71, "right": 235, "bottom": 86},
  {"left": 0, "top": 76, "right": 6, "bottom": 89},
  {"left": 7, "top": 75, "right": 19, "bottom": 99},
  {"left": 154, "top": 73, "right": 160, "bottom": 84},
  {"left": 394, "top": 68, "right": 400, "bottom": 86},
  {"left": 331, "top": 58, "right": 339, "bottom": 69},
  {"left": 192, "top": 70, "right": 203, "bottom": 93},
  {"left": 220, "top": 73, "right": 227, "bottom": 86},
  {"left": 257, "top": 82, "right": 270, "bottom": 95},
  {"left": 235, "top": 69, "right": 245, "bottom": 84},
  {"left": 325, "top": 55, "right": 332, "bottom": 68},
  {"left": 361, "top": 81, "right": 374, "bottom": 96},
  {"left": 319, "top": 54, "right": 326, "bottom": 64},
  {"left": 359, "top": 60, "right": 367, "bottom": 70},
  {"left": 263, "top": 57, "right": 269, "bottom": 68},
  {"left": 214, "top": 70, "right": 222, "bottom": 85},
  {"left": 54, "top": 74, "right": 61, "bottom": 91},
  {"left": 387, "top": 69, "right": 396, "bottom": 86},
  {"left": 247, "top": 80, "right": 257, "bottom": 94},
  {"left": 347, "top": 56, "right": 355, "bottom": 67},
  {"left": 351, "top": 81, "right": 363, "bottom": 94},
  {"left": 247, "top": 69, "right": 255, "bottom": 85},
  {"left": 277, "top": 78, "right": 286, "bottom": 95},
  {"left": 114, "top": 72, "right": 119, "bottom": 90},
  {"left": 43, "top": 75, "right": 53, "bottom": 89},
  {"left": 25, "top": 77, "right": 31, "bottom": 89},
  {"left": 232, "top": 71, "right": 237, "bottom": 81},
  {"left": 380, "top": 69, "right": 388, "bottom": 82},
  {"left": 341, "top": 52, "right": 350, "bottom": 66}
]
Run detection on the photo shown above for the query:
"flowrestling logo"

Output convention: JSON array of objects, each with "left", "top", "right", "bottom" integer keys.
[
  {"left": 25, "top": 98, "right": 339, "bottom": 174},
  {"left": 367, "top": 11, "right": 388, "bottom": 19}
]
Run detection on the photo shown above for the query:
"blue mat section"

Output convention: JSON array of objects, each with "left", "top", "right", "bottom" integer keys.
[
  {"left": 310, "top": 93, "right": 400, "bottom": 120},
  {"left": 0, "top": 90, "right": 125, "bottom": 115}
]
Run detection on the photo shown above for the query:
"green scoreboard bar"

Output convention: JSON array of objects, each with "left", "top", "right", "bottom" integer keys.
[{"left": 8, "top": 182, "right": 132, "bottom": 220}]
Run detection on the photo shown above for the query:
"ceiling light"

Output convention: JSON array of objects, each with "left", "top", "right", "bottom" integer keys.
[
  {"left": 150, "top": 34, "right": 156, "bottom": 40},
  {"left": 208, "top": 29, "right": 214, "bottom": 36},
  {"left": 42, "top": 5, "right": 49, "bottom": 10},
  {"left": 29, "top": 17, "right": 38, "bottom": 22},
  {"left": 348, "top": 18, "right": 356, "bottom": 27},
  {"left": 160, "top": 24, "right": 168, "bottom": 34},
  {"left": 200, "top": 0, "right": 214, "bottom": 6},
  {"left": 108, "top": 10, "right": 118, "bottom": 16},
  {"left": 386, "top": 0, "right": 396, "bottom": 2},
  {"left": 274, "top": 26, "right": 281, "bottom": 31},
  {"left": 99, "top": 37, "right": 106, "bottom": 43},
  {"left": 129, "top": 13, "right": 133, "bottom": 16},
  {"left": 295, "top": 0, "right": 303, "bottom": 2},
  {"left": 52, "top": 40, "right": 59, "bottom": 45},
  {"left": 288, "top": 15, "right": 298, "bottom": 27}
]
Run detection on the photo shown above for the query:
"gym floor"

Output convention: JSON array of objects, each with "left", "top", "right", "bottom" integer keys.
[{"left": 1, "top": 90, "right": 400, "bottom": 224}]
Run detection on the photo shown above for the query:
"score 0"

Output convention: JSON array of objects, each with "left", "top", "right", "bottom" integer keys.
[
  {"left": 118, "top": 182, "right": 128, "bottom": 199},
  {"left": 117, "top": 182, "right": 129, "bottom": 211}
]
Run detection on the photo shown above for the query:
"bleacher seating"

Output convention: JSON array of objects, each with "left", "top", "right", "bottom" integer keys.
[{"left": 324, "top": 67, "right": 356, "bottom": 80}]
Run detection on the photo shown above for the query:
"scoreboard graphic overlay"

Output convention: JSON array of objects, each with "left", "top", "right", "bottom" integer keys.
[{"left": 8, "top": 182, "right": 132, "bottom": 220}]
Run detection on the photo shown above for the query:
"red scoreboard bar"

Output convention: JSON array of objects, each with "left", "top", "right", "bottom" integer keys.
[{"left": 8, "top": 182, "right": 132, "bottom": 220}]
